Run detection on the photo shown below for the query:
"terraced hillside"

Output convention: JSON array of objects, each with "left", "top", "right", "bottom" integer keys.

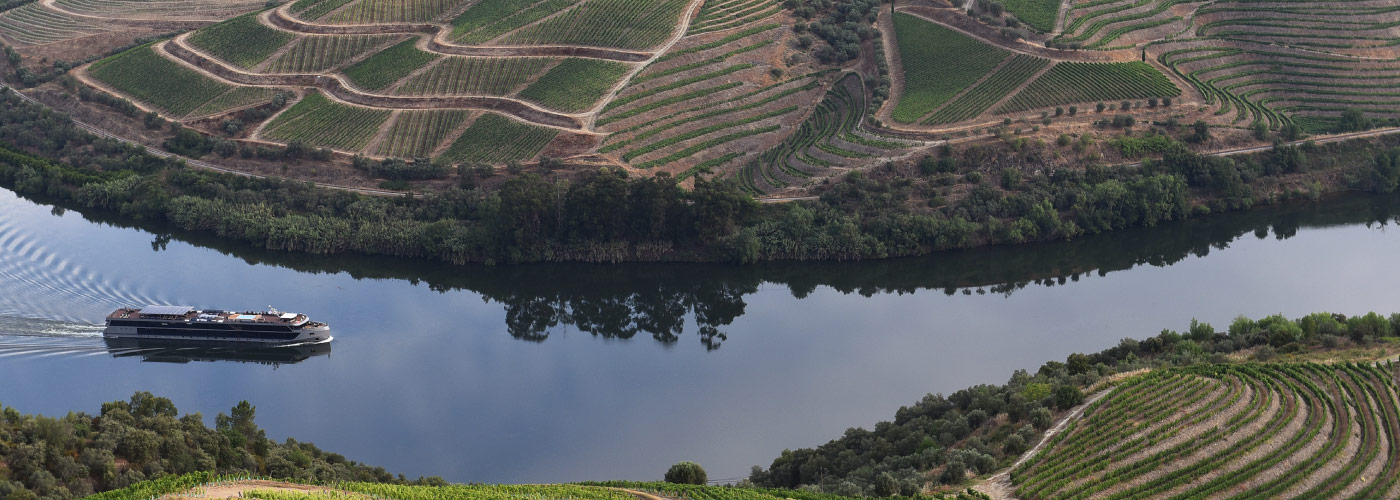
[
  {"left": 1040, "top": 0, "right": 1400, "bottom": 132},
  {"left": 595, "top": 20, "right": 825, "bottom": 180},
  {"left": 8, "top": 0, "right": 1400, "bottom": 192},
  {"left": 886, "top": 12, "right": 1180, "bottom": 128},
  {"left": 72, "top": 0, "right": 719, "bottom": 164},
  {"left": 1010, "top": 363, "right": 1400, "bottom": 499},
  {"left": 736, "top": 73, "right": 922, "bottom": 195},
  {"left": 58, "top": 0, "right": 819, "bottom": 171}
]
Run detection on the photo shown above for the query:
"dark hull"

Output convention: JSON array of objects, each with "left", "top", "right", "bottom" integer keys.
[{"left": 103, "top": 337, "right": 331, "bottom": 365}]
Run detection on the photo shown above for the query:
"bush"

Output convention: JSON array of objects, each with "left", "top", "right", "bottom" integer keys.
[
  {"left": 1029, "top": 407, "right": 1052, "bottom": 430},
  {"left": 664, "top": 461, "right": 707, "bottom": 484}
]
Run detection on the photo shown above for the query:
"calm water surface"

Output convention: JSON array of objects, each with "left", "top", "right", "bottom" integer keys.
[{"left": 2, "top": 189, "right": 1399, "bottom": 483}]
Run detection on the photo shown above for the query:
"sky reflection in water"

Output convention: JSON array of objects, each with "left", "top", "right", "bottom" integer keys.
[{"left": 0, "top": 190, "right": 1398, "bottom": 483}]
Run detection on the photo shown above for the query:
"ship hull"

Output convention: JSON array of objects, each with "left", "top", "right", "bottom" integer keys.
[{"left": 102, "top": 323, "right": 331, "bottom": 345}]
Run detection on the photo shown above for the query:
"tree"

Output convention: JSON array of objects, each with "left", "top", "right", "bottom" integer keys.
[
  {"left": 1066, "top": 353, "right": 1091, "bottom": 375},
  {"left": 1053, "top": 385, "right": 1083, "bottom": 410},
  {"left": 940, "top": 460, "right": 966, "bottom": 485},
  {"left": 1004, "top": 434, "right": 1027, "bottom": 455},
  {"left": 1338, "top": 108, "right": 1372, "bottom": 132},
  {"left": 1189, "top": 120, "right": 1211, "bottom": 143},
  {"left": 1029, "top": 407, "right": 1053, "bottom": 430},
  {"left": 665, "top": 461, "right": 708, "bottom": 484},
  {"left": 873, "top": 472, "right": 898, "bottom": 496}
]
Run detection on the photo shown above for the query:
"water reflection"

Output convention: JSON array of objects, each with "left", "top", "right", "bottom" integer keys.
[
  {"left": 17, "top": 192, "right": 1400, "bottom": 349},
  {"left": 103, "top": 337, "right": 331, "bottom": 367}
]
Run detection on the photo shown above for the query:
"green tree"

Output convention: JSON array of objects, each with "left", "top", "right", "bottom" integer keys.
[
  {"left": 1053, "top": 385, "right": 1084, "bottom": 410},
  {"left": 873, "top": 472, "right": 898, "bottom": 496},
  {"left": 664, "top": 461, "right": 708, "bottom": 484},
  {"left": 1066, "top": 353, "right": 1091, "bottom": 375},
  {"left": 1029, "top": 407, "right": 1053, "bottom": 430},
  {"left": 1338, "top": 108, "right": 1372, "bottom": 132}
]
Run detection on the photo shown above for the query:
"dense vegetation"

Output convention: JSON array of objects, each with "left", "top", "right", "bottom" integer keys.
[
  {"left": 749, "top": 311, "right": 1400, "bottom": 495},
  {"left": 783, "top": 0, "right": 881, "bottom": 64},
  {"left": 0, "top": 394, "right": 421, "bottom": 500},
  {"left": 2, "top": 87, "right": 1400, "bottom": 264}
]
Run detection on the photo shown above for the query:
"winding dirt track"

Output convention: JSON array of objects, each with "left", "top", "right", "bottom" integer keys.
[
  {"left": 159, "top": 35, "right": 595, "bottom": 132},
  {"left": 262, "top": 4, "right": 655, "bottom": 62},
  {"left": 974, "top": 390, "right": 1113, "bottom": 500}
]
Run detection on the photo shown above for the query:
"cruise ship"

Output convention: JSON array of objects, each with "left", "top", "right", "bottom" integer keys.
[{"left": 103, "top": 305, "right": 331, "bottom": 345}]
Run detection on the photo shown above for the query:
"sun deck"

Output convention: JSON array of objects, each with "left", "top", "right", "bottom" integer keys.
[{"left": 108, "top": 307, "right": 309, "bottom": 326}]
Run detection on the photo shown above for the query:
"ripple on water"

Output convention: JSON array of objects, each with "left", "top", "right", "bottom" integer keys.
[{"left": 0, "top": 196, "right": 177, "bottom": 324}]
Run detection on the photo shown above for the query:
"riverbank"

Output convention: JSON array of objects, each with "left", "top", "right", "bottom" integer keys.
[{"left": 0, "top": 87, "right": 1397, "bottom": 265}]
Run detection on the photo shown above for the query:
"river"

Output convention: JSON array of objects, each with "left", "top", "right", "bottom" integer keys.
[{"left": 1, "top": 188, "right": 1398, "bottom": 484}]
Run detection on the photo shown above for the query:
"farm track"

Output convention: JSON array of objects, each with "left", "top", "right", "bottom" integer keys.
[
  {"left": 262, "top": 5, "right": 655, "bottom": 62},
  {"left": 157, "top": 35, "right": 596, "bottom": 132}
]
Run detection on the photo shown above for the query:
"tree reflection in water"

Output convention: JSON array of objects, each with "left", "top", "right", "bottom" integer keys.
[{"left": 39, "top": 192, "right": 1400, "bottom": 350}]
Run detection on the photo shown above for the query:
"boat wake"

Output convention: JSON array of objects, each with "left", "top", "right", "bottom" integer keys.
[{"left": 0, "top": 197, "right": 180, "bottom": 325}]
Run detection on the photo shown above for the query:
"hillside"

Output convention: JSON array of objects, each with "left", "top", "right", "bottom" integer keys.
[
  {"left": 1007, "top": 362, "right": 1400, "bottom": 499},
  {"left": 0, "top": 0, "right": 1396, "bottom": 196}
]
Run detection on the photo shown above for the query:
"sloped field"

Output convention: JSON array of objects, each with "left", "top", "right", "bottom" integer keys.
[
  {"left": 1012, "top": 362, "right": 1400, "bottom": 500},
  {"left": 0, "top": 3, "right": 106, "bottom": 46},
  {"left": 737, "top": 74, "right": 919, "bottom": 194}
]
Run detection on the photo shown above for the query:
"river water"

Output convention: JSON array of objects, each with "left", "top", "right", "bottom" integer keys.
[{"left": 1, "top": 188, "right": 1399, "bottom": 483}]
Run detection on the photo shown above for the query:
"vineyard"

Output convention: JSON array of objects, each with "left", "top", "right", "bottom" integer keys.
[
  {"left": 687, "top": 0, "right": 779, "bottom": 35},
  {"left": 738, "top": 74, "right": 916, "bottom": 194},
  {"left": 890, "top": 13, "right": 1010, "bottom": 123},
  {"left": 340, "top": 39, "right": 440, "bottom": 91},
  {"left": 187, "top": 12, "right": 294, "bottom": 69},
  {"left": 374, "top": 110, "right": 471, "bottom": 158},
  {"left": 1011, "top": 362, "right": 1400, "bottom": 500},
  {"left": 1040, "top": 0, "right": 1400, "bottom": 130},
  {"left": 324, "top": 0, "right": 460, "bottom": 24},
  {"left": 0, "top": 3, "right": 106, "bottom": 46},
  {"left": 395, "top": 57, "right": 554, "bottom": 97},
  {"left": 450, "top": 0, "right": 583, "bottom": 44},
  {"left": 1000, "top": 0, "right": 1060, "bottom": 32},
  {"left": 439, "top": 113, "right": 559, "bottom": 164},
  {"left": 598, "top": 19, "right": 823, "bottom": 177},
  {"left": 499, "top": 0, "right": 693, "bottom": 50},
  {"left": 87, "top": 44, "right": 240, "bottom": 117},
  {"left": 1055, "top": 0, "right": 1198, "bottom": 49},
  {"left": 516, "top": 58, "right": 631, "bottom": 112},
  {"left": 996, "top": 61, "right": 1180, "bottom": 114},
  {"left": 291, "top": 0, "right": 358, "bottom": 22},
  {"left": 263, "top": 35, "right": 401, "bottom": 73},
  {"left": 923, "top": 55, "right": 1050, "bottom": 125},
  {"left": 51, "top": 0, "right": 263, "bottom": 20},
  {"left": 261, "top": 91, "right": 392, "bottom": 151}
]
